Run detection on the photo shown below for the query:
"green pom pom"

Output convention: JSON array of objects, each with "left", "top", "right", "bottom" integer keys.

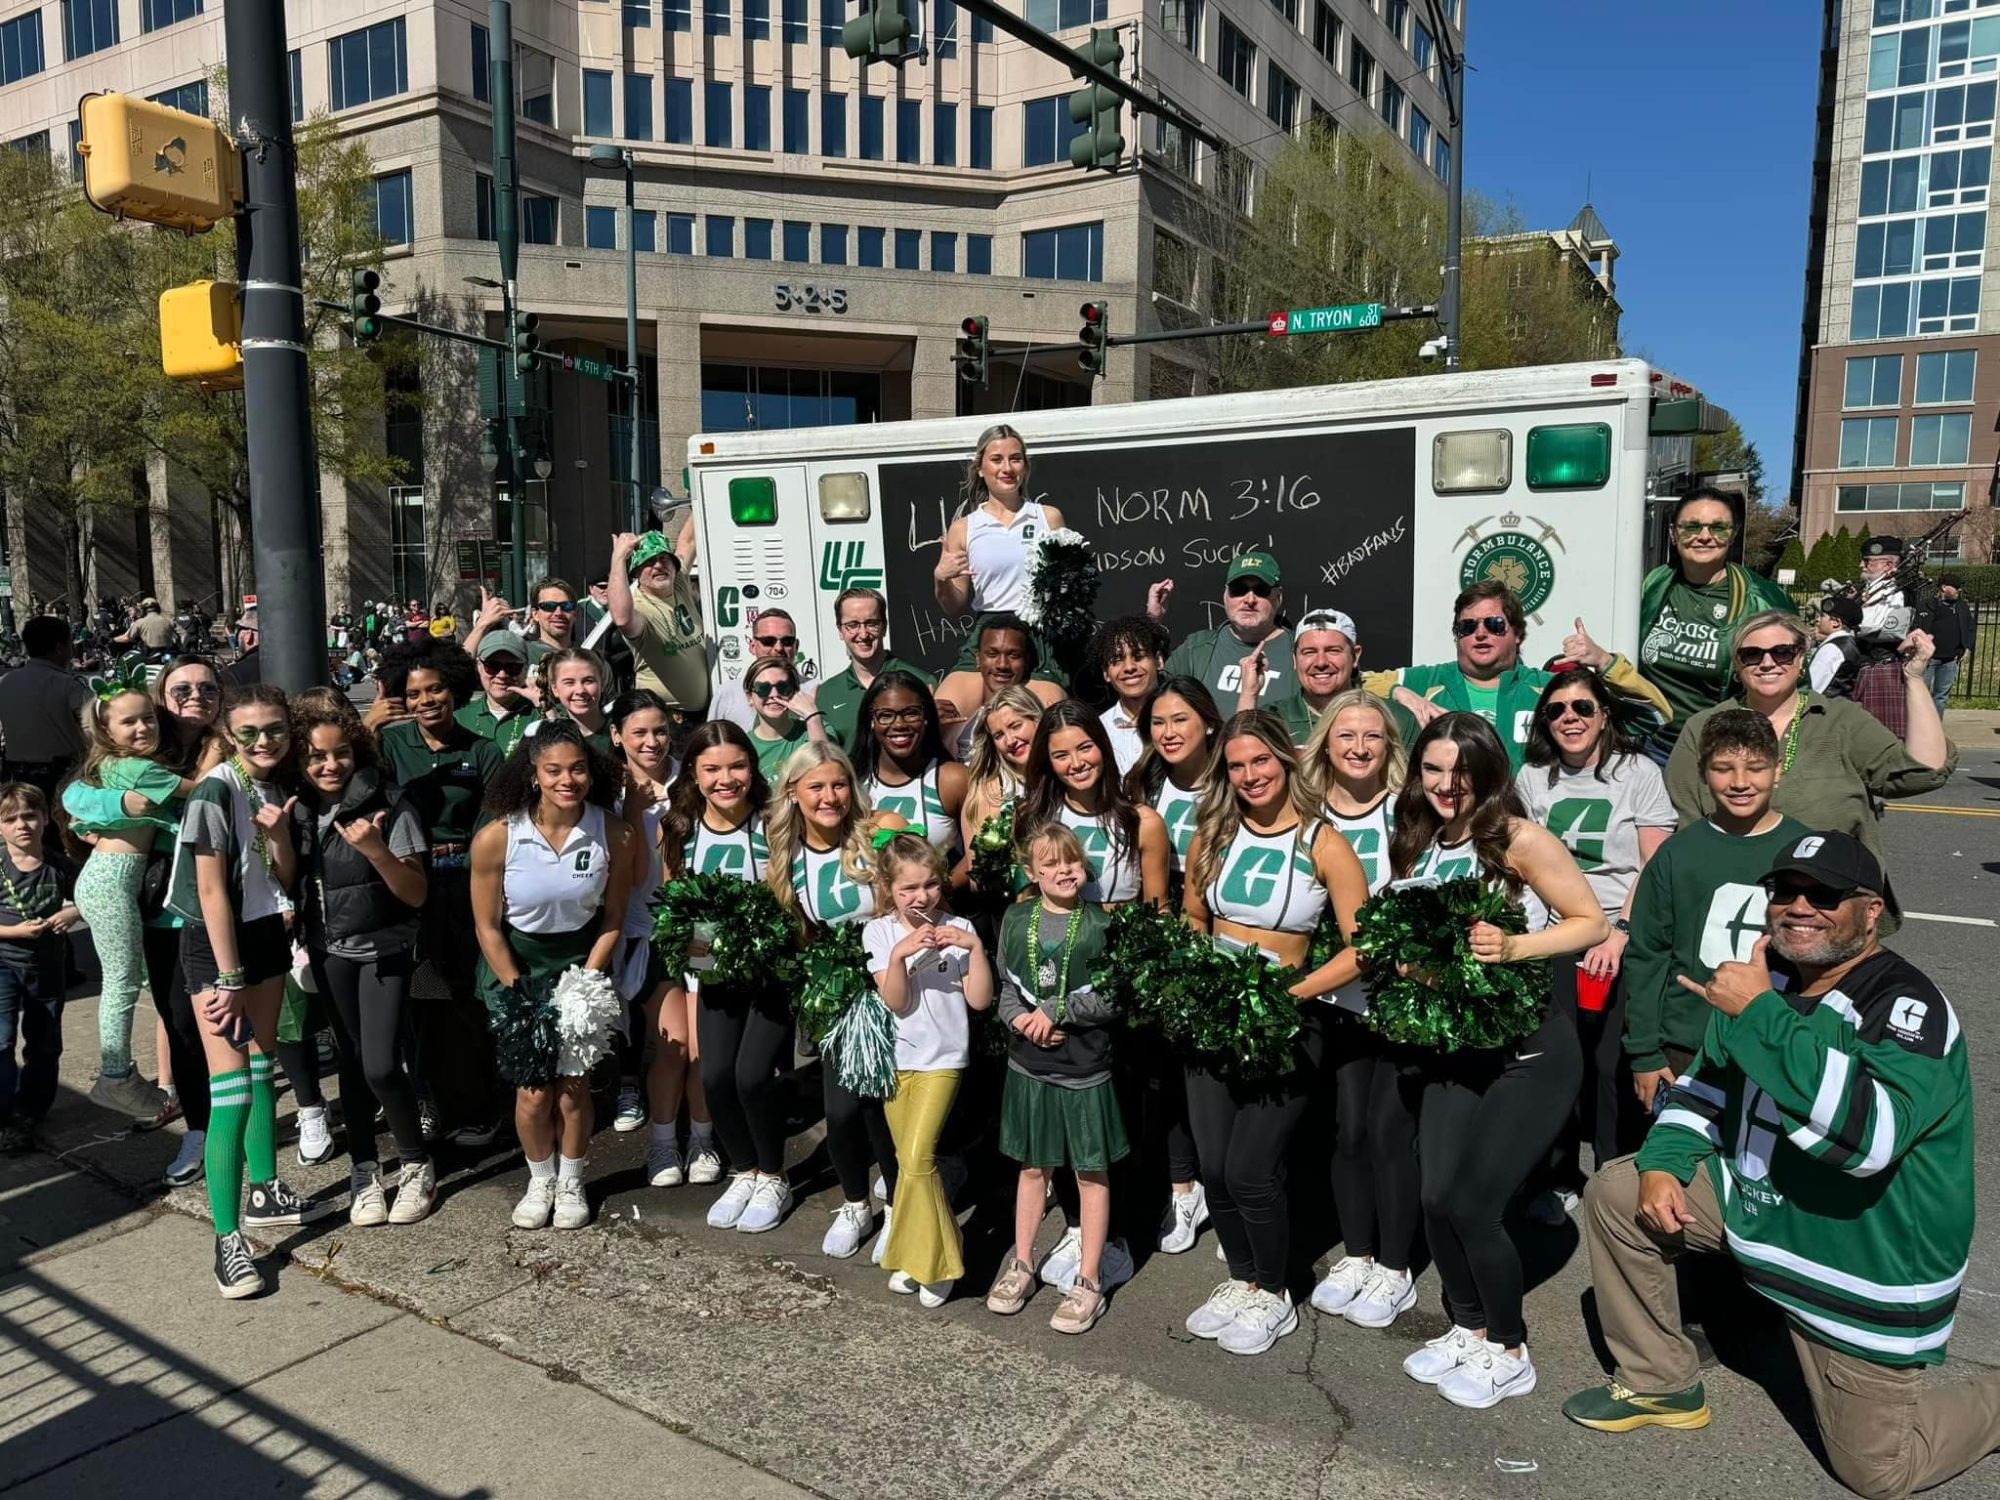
[
  {"left": 653, "top": 873, "right": 799, "bottom": 990},
  {"left": 795, "top": 922, "right": 872, "bottom": 1045},
  {"left": 1350, "top": 877, "right": 1549, "bottom": 1052},
  {"left": 968, "top": 800, "right": 1019, "bottom": 906}
]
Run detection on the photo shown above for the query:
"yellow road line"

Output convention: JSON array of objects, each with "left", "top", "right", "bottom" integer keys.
[{"left": 1887, "top": 803, "right": 2000, "bottom": 818}]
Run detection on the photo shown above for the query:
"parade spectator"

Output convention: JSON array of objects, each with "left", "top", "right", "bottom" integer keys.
[
  {"left": 117, "top": 599, "right": 178, "bottom": 655},
  {"left": 1264, "top": 608, "right": 1418, "bottom": 750},
  {"left": 218, "top": 608, "right": 261, "bottom": 688},
  {"left": 744, "top": 656, "right": 827, "bottom": 781},
  {"left": 0, "top": 785, "right": 77, "bottom": 1154},
  {"left": 609, "top": 531, "right": 710, "bottom": 723},
  {"left": 1159, "top": 552, "right": 1294, "bottom": 706},
  {"left": 945, "top": 613, "right": 1055, "bottom": 759},
  {"left": 1090, "top": 616, "right": 1169, "bottom": 775},
  {"left": 456, "top": 629, "right": 539, "bottom": 758},
  {"left": 710, "top": 607, "right": 802, "bottom": 731},
  {"left": 0, "top": 618, "right": 90, "bottom": 802},
  {"left": 1919, "top": 575, "right": 1977, "bottom": 716},
  {"left": 1809, "top": 595, "right": 1864, "bottom": 699},
  {"left": 816, "top": 588, "right": 936, "bottom": 753}
]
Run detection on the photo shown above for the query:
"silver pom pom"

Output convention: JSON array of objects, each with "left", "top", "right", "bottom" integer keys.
[{"left": 553, "top": 965, "right": 622, "bottom": 1077}]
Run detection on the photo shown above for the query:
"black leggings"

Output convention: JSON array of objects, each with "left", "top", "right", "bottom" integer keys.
[
  {"left": 1184, "top": 1009, "right": 1328, "bottom": 1291},
  {"left": 1549, "top": 960, "right": 1643, "bottom": 1178},
  {"left": 697, "top": 983, "right": 794, "bottom": 1176},
  {"left": 142, "top": 923, "right": 208, "bottom": 1132},
  {"left": 312, "top": 951, "right": 427, "bottom": 1167},
  {"left": 418, "top": 875, "right": 497, "bottom": 1129},
  {"left": 1417, "top": 1007, "right": 1582, "bottom": 1349},
  {"left": 824, "top": 1068, "right": 898, "bottom": 1205},
  {"left": 1329, "top": 1019, "right": 1421, "bottom": 1271}
]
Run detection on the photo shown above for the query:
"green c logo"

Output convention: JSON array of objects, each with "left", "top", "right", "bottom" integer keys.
[
  {"left": 1219, "top": 846, "right": 1285, "bottom": 907},
  {"left": 717, "top": 586, "right": 740, "bottom": 628}
]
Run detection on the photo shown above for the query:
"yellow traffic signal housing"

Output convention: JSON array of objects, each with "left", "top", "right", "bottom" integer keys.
[
  {"left": 160, "top": 280, "right": 244, "bottom": 390},
  {"left": 77, "top": 92, "right": 241, "bottom": 233}
]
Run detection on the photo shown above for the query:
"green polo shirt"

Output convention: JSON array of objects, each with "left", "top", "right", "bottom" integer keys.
[
  {"left": 379, "top": 721, "right": 504, "bottom": 847},
  {"left": 816, "top": 656, "right": 937, "bottom": 751},
  {"left": 454, "top": 693, "right": 533, "bottom": 758}
]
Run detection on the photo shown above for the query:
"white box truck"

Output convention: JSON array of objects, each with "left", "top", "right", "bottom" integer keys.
[{"left": 685, "top": 357, "right": 1721, "bottom": 688}]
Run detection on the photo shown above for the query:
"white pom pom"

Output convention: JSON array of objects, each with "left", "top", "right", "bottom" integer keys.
[
  {"left": 1019, "top": 528, "right": 1090, "bottom": 629},
  {"left": 553, "top": 966, "right": 622, "bottom": 1077}
]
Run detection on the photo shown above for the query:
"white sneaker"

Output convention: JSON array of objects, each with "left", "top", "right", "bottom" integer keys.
[
  {"left": 1220, "top": 1289, "right": 1298, "bottom": 1356},
  {"left": 686, "top": 1144, "right": 723, "bottom": 1185},
  {"left": 552, "top": 1177, "right": 591, "bottom": 1230},
  {"left": 872, "top": 1171, "right": 888, "bottom": 1201},
  {"left": 888, "top": 1270, "right": 920, "bottom": 1295},
  {"left": 1345, "top": 1264, "right": 1417, "bottom": 1328},
  {"left": 870, "top": 1205, "right": 894, "bottom": 1265},
  {"left": 918, "top": 1280, "right": 953, "bottom": 1309},
  {"left": 296, "top": 1106, "right": 335, "bottom": 1167},
  {"left": 706, "top": 1172, "right": 759, "bottom": 1229},
  {"left": 1526, "top": 1189, "right": 1575, "bottom": 1229},
  {"left": 1038, "top": 1227, "right": 1083, "bottom": 1289},
  {"left": 822, "top": 1200, "right": 874, "bottom": 1259},
  {"left": 612, "top": 1084, "right": 646, "bottom": 1132},
  {"left": 647, "top": 1142, "right": 685, "bottom": 1188},
  {"left": 1403, "top": 1323, "right": 1486, "bottom": 1385},
  {"left": 1185, "top": 1279, "right": 1257, "bottom": 1340},
  {"left": 349, "top": 1163, "right": 388, "bottom": 1227},
  {"left": 735, "top": 1175, "right": 793, "bottom": 1233},
  {"left": 1438, "top": 1342, "right": 1537, "bottom": 1409},
  {"left": 388, "top": 1160, "right": 436, "bottom": 1225},
  {"left": 1310, "top": 1255, "right": 1374, "bottom": 1316},
  {"left": 512, "top": 1176, "right": 557, "bottom": 1230},
  {"left": 1158, "top": 1183, "right": 1209, "bottom": 1254},
  {"left": 1216, "top": 1239, "right": 1228, "bottom": 1262}
]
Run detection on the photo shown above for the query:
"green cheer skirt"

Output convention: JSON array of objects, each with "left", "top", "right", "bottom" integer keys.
[{"left": 999, "top": 1069, "right": 1128, "bottom": 1171}]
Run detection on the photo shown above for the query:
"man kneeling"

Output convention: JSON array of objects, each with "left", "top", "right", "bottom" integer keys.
[{"left": 1565, "top": 831, "right": 1998, "bottom": 1500}]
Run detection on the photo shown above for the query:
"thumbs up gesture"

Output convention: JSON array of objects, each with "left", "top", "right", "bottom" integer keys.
[{"left": 1562, "top": 616, "right": 1612, "bottom": 670}]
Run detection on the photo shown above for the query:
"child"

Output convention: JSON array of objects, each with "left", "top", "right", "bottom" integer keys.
[
  {"left": 865, "top": 833, "right": 994, "bottom": 1307},
  {"left": 0, "top": 786, "right": 79, "bottom": 1153},
  {"left": 1621, "top": 709, "right": 1813, "bottom": 1115},
  {"left": 987, "top": 822, "right": 1124, "bottom": 1335}
]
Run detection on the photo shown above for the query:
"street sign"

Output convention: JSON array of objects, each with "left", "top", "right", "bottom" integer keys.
[
  {"left": 571, "top": 355, "right": 620, "bottom": 382},
  {"left": 1272, "top": 302, "right": 1385, "bottom": 336}
]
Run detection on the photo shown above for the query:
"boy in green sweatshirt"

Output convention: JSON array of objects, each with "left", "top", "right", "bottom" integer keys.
[{"left": 1620, "top": 709, "right": 1809, "bottom": 1114}]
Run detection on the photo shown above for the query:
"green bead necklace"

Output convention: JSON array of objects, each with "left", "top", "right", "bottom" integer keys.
[{"left": 1027, "top": 898, "right": 1085, "bottom": 1023}]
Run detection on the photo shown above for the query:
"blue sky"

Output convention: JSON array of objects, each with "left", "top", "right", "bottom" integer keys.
[{"left": 1466, "top": 2, "right": 1822, "bottom": 498}]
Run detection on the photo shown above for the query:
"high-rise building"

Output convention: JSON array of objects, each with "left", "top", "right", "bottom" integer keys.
[
  {"left": 0, "top": 0, "right": 1457, "bottom": 611},
  {"left": 1792, "top": 0, "right": 1994, "bottom": 563}
]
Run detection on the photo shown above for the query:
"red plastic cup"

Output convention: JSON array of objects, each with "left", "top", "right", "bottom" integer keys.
[{"left": 1575, "top": 963, "right": 1612, "bottom": 1013}]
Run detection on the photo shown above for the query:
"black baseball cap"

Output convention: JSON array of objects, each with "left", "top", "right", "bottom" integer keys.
[{"left": 1761, "top": 830, "right": 1900, "bottom": 920}]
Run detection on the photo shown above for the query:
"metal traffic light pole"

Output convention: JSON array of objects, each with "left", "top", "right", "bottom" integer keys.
[
  {"left": 223, "top": 0, "right": 326, "bottom": 690},
  {"left": 490, "top": 0, "right": 526, "bottom": 601}
]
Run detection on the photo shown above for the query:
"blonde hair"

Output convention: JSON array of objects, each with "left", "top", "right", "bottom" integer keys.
[
  {"left": 873, "top": 831, "right": 951, "bottom": 909},
  {"left": 764, "top": 742, "right": 881, "bottom": 921},
  {"left": 959, "top": 423, "right": 1030, "bottom": 515},
  {"left": 965, "top": 684, "right": 1045, "bottom": 792},
  {"left": 75, "top": 688, "right": 159, "bottom": 791},
  {"left": 1302, "top": 689, "right": 1407, "bottom": 798},
  {"left": 1019, "top": 819, "right": 1088, "bottom": 872},
  {"left": 1186, "top": 710, "right": 1322, "bottom": 900}
]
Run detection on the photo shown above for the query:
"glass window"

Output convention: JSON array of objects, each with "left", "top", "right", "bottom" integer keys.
[
  {"left": 290, "top": 47, "right": 303, "bottom": 121},
  {"left": 1162, "top": 0, "right": 1203, "bottom": 51},
  {"left": 634, "top": 210, "right": 657, "bottom": 251},
  {"left": 522, "top": 193, "right": 558, "bottom": 245},
  {"left": 821, "top": 0, "right": 842, "bottom": 44},
  {"left": 1413, "top": 19, "right": 1434, "bottom": 75},
  {"left": 1312, "top": 1, "right": 1340, "bottom": 64},
  {"left": 1026, "top": 0, "right": 1108, "bottom": 28},
  {"left": 626, "top": 0, "right": 652, "bottom": 24},
  {"left": 823, "top": 93, "right": 848, "bottom": 157},
  {"left": 897, "top": 99, "right": 921, "bottom": 163},
  {"left": 934, "top": 102, "right": 958, "bottom": 165},
  {"left": 783, "top": 219, "right": 811, "bottom": 261},
  {"left": 822, "top": 223, "right": 848, "bottom": 264},
  {"left": 149, "top": 80, "right": 208, "bottom": 115},
  {"left": 473, "top": 23, "right": 489, "bottom": 101},
  {"left": 1266, "top": 63, "right": 1299, "bottom": 130},
  {"left": 626, "top": 73, "right": 654, "bottom": 139},
  {"left": 1838, "top": 416, "right": 1900, "bottom": 468},
  {"left": 667, "top": 78, "right": 694, "bottom": 143},
  {"left": 1410, "top": 106, "right": 1431, "bottom": 160},
  {"left": 66, "top": 118, "right": 81, "bottom": 180},
  {"left": 860, "top": 95, "right": 885, "bottom": 160},
  {"left": 518, "top": 46, "right": 555, "bottom": 123},
  {"left": 745, "top": 85, "right": 772, "bottom": 150},
  {"left": 1380, "top": 78, "right": 1404, "bottom": 131},
  {"left": 932, "top": 231, "right": 957, "bottom": 271},
  {"left": 587, "top": 204, "right": 618, "bottom": 249},
  {"left": 63, "top": 0, "right": 118, "bottom": 61},
  {"left": 746, "top": 218, "right": 774, "bottom": 259},
  {"left": 1022, "top": 220, "right": 1105, "bottom": 281},
  {"left": 974, "top": 15, "right": 993, "bottom": 42},
  {"left": 745, "top": 0, "right": 770, "bottom": 37},
  {"left": 1267, "top": 0, "right": 1297, "bottom": 24},
  {"left": 1025, "top": 97, "right": 1087, "bottom": 165},
  {"left": 1347, "top": 40, "right": 1374, "bottom": 101},
  {"left": 584, "top": 69, "right": 615, "bottom": 135},
  {"left": 784, "top": 89, "right": 810, "bottom": 152},
  {"left": 1434, "top": 136, "right": 1452, "bottom": 183},
  {"left": 1386, "top": 0, "right": 1407, "bottom": 42},
  {"left": 668, "top": 212, "right": 695, "bottom": 254},
  {"left": 1917, "top": 347, "right": 1978, "bottom": 400},
  {"left": 784, "top": 0, "right": 807, "bottom": 41},
  {"left": 706, "top": 81, "right": 733, "bottom": 146},
  {"left": 1910, "top": 411, "right": 1973, "bottom": 463},
  {"left": 708, "top": 214, "right": 734, "bottom": 256},
  {"left": 477, "top": 174, "right": 494, "bottom": 240},
  {"left": 968, "top": 233, "right": 993, "bottom": 274},
  {"left": 894, "top": 227, "right": 921, "bottom": 268},
  {"left": 369, "top": 171, "right": 414, "bottom": 246},
  {"left": 1837, "top": 480, "right": 1967, "bottom": 512},
  {"left": 971, "top": 106, "right": 994, "bottom": 168},
  {"left": 935, "top": 0, "right": 958, "bottom": 55},
  {"left": 705, "top": 0, "right": 730, "bottom": 34},
  {"left": 139, "top": 0, "right": 199, "bottom": 33},
  {"left": 664, "top": 0, "right": 691, "bottom": 28},
  {"left": 1844, "top": 353, "right": 1904, "bottom": 407},
  {"left": 1218, "top": 18, "right": 1254, "bottom": 96},
  {"left": 329, "top": 19, "right": 408, "bottom": 110},
  {"left": 700, "top": 365, "right": 883, "bottom": 434},
  {"left": 858, "top": 226, "right": 885, "bottom": 265}
]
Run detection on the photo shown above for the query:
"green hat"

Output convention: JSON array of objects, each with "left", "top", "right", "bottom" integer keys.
[
  {"left": 1226, "top": 550, "right": 1281, "bottom": 587},
  {"left": 627, "top": 531, "right": 673, "bottom": 575}
]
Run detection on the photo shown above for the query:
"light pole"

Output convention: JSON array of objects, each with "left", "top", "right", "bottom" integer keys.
[{"left": 589, "top": 144, "right": 645, "bottom": 532}]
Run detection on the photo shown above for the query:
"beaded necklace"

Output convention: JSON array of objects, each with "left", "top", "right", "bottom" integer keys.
[
  {"left": 0, "top": 851, "right": 53, "bottom": 922},
  {"left": 1027, "top": 897, "right": 1085, "bottom": 1023},
  {"left": 1777, "top": 691, "right": 1807, "bottom": 778},
  {"left": 228, "top": 755, "right": 275, "bottom": 874}
]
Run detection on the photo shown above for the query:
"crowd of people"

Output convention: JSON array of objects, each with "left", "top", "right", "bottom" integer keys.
[{"left": 0, "top": 427, "right": 1989, "bottom": 1498}]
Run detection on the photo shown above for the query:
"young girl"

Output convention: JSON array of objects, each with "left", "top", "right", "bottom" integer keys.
[
  {"left": 166, "top": 684, "right": 331, "bottom": 1299},
  {"left": 1179, "top": 711, "right": 1370, "bottom": 1358},
  {"left": 864, "top": 833, "right": 993, "bottom": 1306},
  {"left": 1018, "top": 701, "right": 1169, "bottom": 909},
  {"left": 986, "top": 823, "right": 1121, "bottom": 1335},
  {"left": 1390, "top": 713, "right": 1604, "bottom": 1409},
  {"left": 1125, "top": 675, "right": 1223, "bottom": 1257},
  {"left": 766, "top": 743, "right": 905, "bottom": 1253},
  {"left": 540, "top": 648, "right": 615, "bottom": 757},
  {"left": 852, "top": 672, "right": 967, "bottom": 867},
  {"left": 746, "top": 657, "right": 827, "bottom": 782},
  {"left": 1301, "top": 689, "right": 1422, "bottom": 1329},
  {"left": 288, "top": 692, "right": 434, "bottom": 1227},
  {"left": 0, "top": 785, "right": 79, "bottom": 1154},
  {"left": 661, "top": 721, "right": 784, "bottom": 1227},
  {"left": 470, "top": 720, "right": 634, "bottom": 1233}
]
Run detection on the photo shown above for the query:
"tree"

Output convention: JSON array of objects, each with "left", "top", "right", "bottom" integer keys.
[{"left": 1777, "top": 536, "right": 1806, "bottom": 577}]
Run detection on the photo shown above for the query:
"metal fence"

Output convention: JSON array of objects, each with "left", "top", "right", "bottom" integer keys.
[{"left": 1947, "top": 602, "right": 1998, "bottom": 702}]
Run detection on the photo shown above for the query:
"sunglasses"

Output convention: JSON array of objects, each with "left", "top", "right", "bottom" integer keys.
[
  {"left": 231, "top": 724, "right": 289, "bottom": 746},
  {"left": 1676, "top": 520, "right": 1736, "bottom": 540},
  {"left": 1763, "top": 878, "right": 1856, "bottom": 912},
  {"left": 535, "top": 600, "right": 578, "bottom": 614},
  {"left": 870, "top": 706, "right": 926, "bottom": 726},
  {"left": 751, "top": 680, "right": 798, "bottom": 701},
  {"left": 1541, "top": 698, "right": 1599, "bottom": 723},
  {"left": 168, "top": 683, "right": 220, "bottom": 703},
  {"left": 1226, "top": 580, "right": 1273, "bottom": 599},
  {"left": 1735, "top": 643, "right": 1803, "bottom": 667},
  {"left": 755, "top": 634, "right": 799, "bottom": 649},
  {"left": 485, "top": 657, "right": 527, "bottom": 674},
  {"left": 1453, "top": 616, "right": 1513, "bottom": 638}
]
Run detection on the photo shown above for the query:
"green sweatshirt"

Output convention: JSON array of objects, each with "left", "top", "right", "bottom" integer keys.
[
  {"left": 1364, "top": 656, "right": 1671, "bottom": 771},
  {"left": 1621, "top": 814, "right": 1810, "bottom": 1072}
]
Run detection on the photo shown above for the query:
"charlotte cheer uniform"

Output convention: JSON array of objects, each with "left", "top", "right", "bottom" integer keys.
[
  {"left": 617, "top": 792, "right": 671, "bottom": 1003},
  {"left": 1327, "top": 797, "right": 1395, "bottom": 897},
  {"left": 965, "top": 499, "right": 1051, "bottom": 616},
  {"left": 1059, "top": 805, "right": 1141, "bottom": 906},
  {"left": 1204, "top": 821, "right": 1328, "bottom": 959},
  {"left": 1152, "top": 778, "right": 1200, "bottom": 875},
  {"left": 865, "top": 765, "right": 953, "bottom": 851}
]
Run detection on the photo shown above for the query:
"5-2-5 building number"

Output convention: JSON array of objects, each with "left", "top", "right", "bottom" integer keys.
[{"left": 774, "top": 283, "right": 848, "bottom": 314}]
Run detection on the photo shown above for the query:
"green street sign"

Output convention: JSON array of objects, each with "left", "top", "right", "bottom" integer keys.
[
  {"left": 560, "top": 352, "right": 621, "bottom": 382},
  {"left": 1268, "top": 302, "right": 1384, "bottom": 336}
]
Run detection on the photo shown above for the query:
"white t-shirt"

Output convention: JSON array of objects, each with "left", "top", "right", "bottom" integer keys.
[
  {"left": 1809, "top": 634, "right": 1851, "bottom": 695},
  {"left": 1103, "top": 705, "right": 1145, "bottom": 777},
  {"left": 1512, "top": 753, "right": 1675, "bottom": 918},
  {"left": 863, "top": 913, "right": 977, "bottom": 1072}
]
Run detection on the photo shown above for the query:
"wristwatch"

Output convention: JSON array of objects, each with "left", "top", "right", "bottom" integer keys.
[{"left": 1611, "top": 917, "right": 1631, "bottom": 935}]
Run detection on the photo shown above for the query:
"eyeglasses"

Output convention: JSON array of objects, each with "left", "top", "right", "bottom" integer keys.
[
  {"left": 485, "top": 657, "right": 526, "bottom": 674},
  {"left": 1676, "top": 520, "right": 1736, "bottom": 541},
  {"left": 1541, "top": 698, "right": 1599, "bottom": 723},
  {"left": 1735, "top": 642, "right": 1803, "bottom": 667},
  {"left": 230, "top": 724, "right": 289, "bottom": 746},
  {"left": 1763, "top": 878, "right": 1855, "bottom": 912},
  {"left": 1226, "top": 580, "right": 1273, "bottom": 599},
  {"left": 1453, "top": 616, "right": 1513, "bottom": 638},
  {"left": 755, "top": 634, "right": 798, "bottom": 649},
  {"left": 870, "top": 706, "right": 926, "bottom": 726},
  {"left": 750, "top": 680, "right": 798, "bottom": 701},
  {"left": 168, "top": 683, "right": 220, "bottom": 703},
  {"left": 535, "top": 600, "right": 578, "bottom": 614},
  {"left": 839, "top": 618, "right": 886, "bottom": 633}
]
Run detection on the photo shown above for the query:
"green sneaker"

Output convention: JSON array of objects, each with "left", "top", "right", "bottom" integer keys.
[{"left": 1562, "top": 1379, "right": 1711, "bottom": 1432}]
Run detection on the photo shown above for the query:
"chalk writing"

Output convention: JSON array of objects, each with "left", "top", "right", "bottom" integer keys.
[
  {"left": 1318, "top": 517, "right": 1410, "bottom": 586},
  {"left": 1227, "top": 473, "right": 1322, "bottom": 522},
  {"left": 1094, "top": 485, "right": 1214, "bottom": 529}
]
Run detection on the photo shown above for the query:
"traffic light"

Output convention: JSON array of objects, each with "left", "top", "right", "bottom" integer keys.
[
  {"left": 76, "top": 91, "right": 242, "bottom": 233},
  {"left": 956, "top": 315, "right": 990, "bottom": 387},
  {"left": 348, "top": 268, "right": 382, "bottom": 344},
  {"left": 159, "top": 280, "right": 243, "bottom": 390},
  {"left": 842, "top": 0, "right": 918, "bottom": 64},
  {"left": 1066, "top": 28, "right": 1126, "bottom": 171},
  {"left": 514, "top": 311, "right": 541, "bottom": 374},
  {"left": 1078, "top": 300, "right": 1109, "bottom": 377}
]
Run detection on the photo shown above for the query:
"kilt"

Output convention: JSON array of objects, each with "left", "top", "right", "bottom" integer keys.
[{"left": 1853, "top": 659, "right": 1907, "bottom": 738}]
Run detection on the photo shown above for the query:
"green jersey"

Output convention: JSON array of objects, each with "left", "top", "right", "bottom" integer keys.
[
  {"left": 1166, "top": 626, "right": 1293, "bottom": 706},
  {"left": 1636, "top": 562, "right": 1796, "bottom": 756}
]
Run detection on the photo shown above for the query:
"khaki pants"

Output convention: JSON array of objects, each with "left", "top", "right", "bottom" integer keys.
[{"left": 1585, "top": 1156, "right": 2000, "bottom": 1500}]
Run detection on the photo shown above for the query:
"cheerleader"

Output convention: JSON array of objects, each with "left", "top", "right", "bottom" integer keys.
[
  {"left": 958, "top": 684, "right": 1046, "bottom": 868},
  {"left": 1018, "top": 701, "right": 1169, "bottom": 909},
  {"left": 766, "top": 743, "right": 906, "bottom": 1253},
  {"left": 470, "top": 721, "right": 635, "bottom": 1232},
  {"left": 852, "top": 671, "right": 967, "bottom": 878},
  {"left": 1300, "top": 689, "right": 1421, "bottom": 1329}
]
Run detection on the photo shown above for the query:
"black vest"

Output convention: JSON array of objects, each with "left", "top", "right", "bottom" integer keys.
[
  {"left": 1823, "top": 634, "right": 1863, "bottom": 700},
  {"left": 292, "top": 769, "right": 419, "bottom": 947}
]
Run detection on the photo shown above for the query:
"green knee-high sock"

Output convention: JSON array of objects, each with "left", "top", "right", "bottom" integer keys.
[
  {"left": 246, "top": 1052, "right": 278, "bottom": 1183},
  {"left": 206, "top": 1069, "right": 250, "bottom": 1235}
]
